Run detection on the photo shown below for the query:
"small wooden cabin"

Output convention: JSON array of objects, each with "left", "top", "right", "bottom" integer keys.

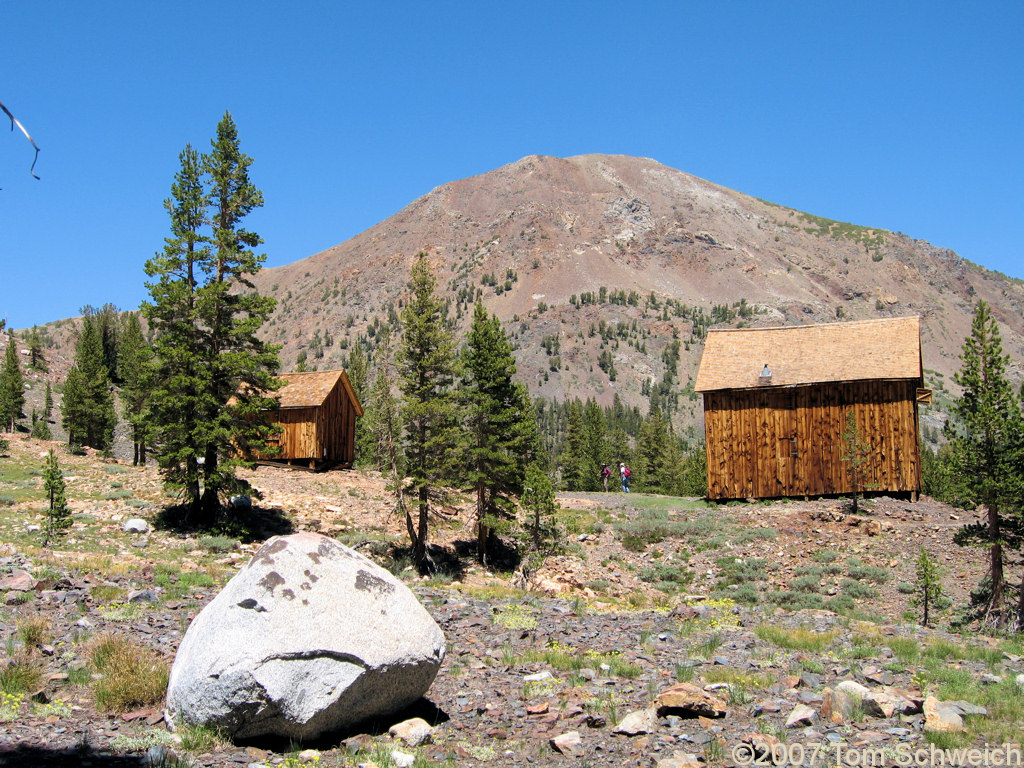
[
  {"left": 257, "top": 370, "right": 363, "bottom": 470},
  {"left": 694, "top": 317, "right": 929, "bottom": 501}
]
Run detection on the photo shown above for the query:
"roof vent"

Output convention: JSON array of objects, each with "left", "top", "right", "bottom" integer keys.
[{"left": 758, "top": 363, "right": 773, "bottom": 385}]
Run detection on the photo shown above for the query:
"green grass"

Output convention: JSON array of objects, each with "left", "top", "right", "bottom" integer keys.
[
  {"left": 755, "top": 625, "right": 836, "bottom": 652},
  {"left": 693, "top": 633, "right": 723, "bottom": 659},
  {"left": 90, "top": 585, "right": 126, "bottom": 602},
  {"left": 888, "top": 637, "right": 920, "bottom": 661},
  {"left": 90, "top": 634, "right": 170, "bottom": 712},
  {"left": 702, "top": 667, "right": 773, "bottom": 689},
  {"left": 513, "top": 642, "right": 641, "bottom": 678},
  {"left": 923, "top": 639, "right": 1003, "bottom": 668},
  {"left": 0, "top": 658, "right": 44, "bottom": 694}
]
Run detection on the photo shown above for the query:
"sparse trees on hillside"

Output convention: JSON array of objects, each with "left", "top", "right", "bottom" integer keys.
[
  {"left": 0, "top": 329, "right": 25, "bottom": 432},
  {"left": 26, "top": 326, "right": 47, "bottom": 371},
  {"left": 61, "top": 315, "right": 116, "bottom": 450},
  {"left": 144, "top": 113, "right": 279, "bottom": 524},
  {"left": 947, "top": 300, "right": 1024, "bottom": 629},
  {"left": 460, "top": 301, "right": 539, "bottom": 564},
  {"left": 398, "top": 255, "right": 458, "bottom": 570}
]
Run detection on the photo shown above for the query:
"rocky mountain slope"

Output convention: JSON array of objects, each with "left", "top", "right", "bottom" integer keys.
[{"left": 251, "top": 154, "right": 1024, "bottom": 435}]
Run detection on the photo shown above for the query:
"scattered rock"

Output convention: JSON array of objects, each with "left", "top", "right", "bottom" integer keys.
[
  {"left": 550, "top": 730, "right": 584, "bottom": 756},
  {"left": 390, "top": 749, "right": 415, "bottom": 768},
  {"left": 388, "top": 717, "right": 434, "bottom": 746},
  {"left": 612, "top": 708, "right": 657, "bottom": 736},
  {"left": 655, "top": 751, "right": 702, "bottom": 768},
  {"left": 122, "top": 518, "right": 150, "bottom": 534},
  {"left": 785, "top": 704, "right": 816, "bottom": 728},
  {"left": 0, "top": 570, "right": 37, "bottom": 592},
  {"left": 836, "top": 679, "right": 871, "bottom": 698},
  {"left": 653, "top": 683, "right": 727, "bottom": 718},
  {"left": 820, "top": 688, "right": 856, "bottom": 724},
  {"left": 166, "top": 533, "right": 446, "bottom": 740},
  {"left": 923, "top": 696, "right": 965, "bottom": 733}
]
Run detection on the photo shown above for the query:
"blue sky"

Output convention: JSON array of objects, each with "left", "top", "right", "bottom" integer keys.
[{"left": 2, "top": 1, "right": 1021, "bottom": 330}]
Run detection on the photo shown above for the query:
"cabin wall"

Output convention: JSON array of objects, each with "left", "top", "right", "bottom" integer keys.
[
  {"left": 260, "top": 406, "right": 322, "bottom": 460},
  {"left": 703, "top": 380, "right": 921, "bottom": 500},
  {"left": 315, "top": 384, "right": 357, "bottom": 464}
]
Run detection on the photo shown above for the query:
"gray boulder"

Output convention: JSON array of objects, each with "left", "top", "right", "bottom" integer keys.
[{"left": 165, "top": 532, "right": 446, "bottom": 740}]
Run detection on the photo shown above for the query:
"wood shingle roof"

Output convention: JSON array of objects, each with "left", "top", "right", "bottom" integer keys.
[
  {"left": 274, "top": 370, "right": 364, "bottom": 415},
  {"left": 694, "top": 316, "right": 922, "bottom": 393}
]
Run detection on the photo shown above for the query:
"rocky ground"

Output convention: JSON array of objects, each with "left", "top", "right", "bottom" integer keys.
[{"left": 1, "top": 433, "right": 1022, "bottom": 767}]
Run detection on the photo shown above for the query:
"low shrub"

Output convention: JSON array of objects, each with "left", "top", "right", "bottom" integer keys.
[
  {"left": 841, "top": 579, "right": 878, "bottom": 599},
  {"left": 847, "top": 565, "right": 890, "bottom": 583},
  {"left": 766, "top": 590, "right": 825, "bottom": 611}
]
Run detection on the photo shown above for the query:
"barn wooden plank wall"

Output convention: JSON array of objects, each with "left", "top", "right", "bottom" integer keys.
[{"left": 703, "top": 380, "right": 921, "bottom": 500}]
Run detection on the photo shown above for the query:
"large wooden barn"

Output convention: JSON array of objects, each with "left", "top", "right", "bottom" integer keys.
[
  {"left": 694, "top": 317, "right": 929, "bottom": 501},
  {"left": 255, "top": 370, "right": 363, "bottom": 470}
]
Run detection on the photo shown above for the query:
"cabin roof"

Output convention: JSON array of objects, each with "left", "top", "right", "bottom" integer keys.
[
  {"left": 275, "top": 370, "right": 364, "bottom": 415},
  {"left": 694, "top": 316, "right": 922, "bottom": 393}
]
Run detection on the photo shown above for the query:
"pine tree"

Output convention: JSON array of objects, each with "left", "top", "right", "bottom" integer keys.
[
  {"left": 346, "top": 341, "right": 372, "bottom": 465},
  {"left": 43, "top": 381, "right": 53, "bottom": 422},
  {"left": 60, "top": 316, "right": 116, "bottom": 450},
  {"left": 0, "top": 329, "right": 25, "bottom": 432},
  {"left": 369, "top": 329, "right": 403, "bottom": 475},
  {"left": 519, "top": 461, "right": 560, "bottom": 581},
  {"left": 635, "top": 405, "right": 670, "bottom": 493},
  {"left": 42, "top": 448, "right": 71, "bottom": 545},
  {"left": 30, "top": 408, "right": 51, "bottom": 440},
  {"left": 582, "top": 399, "right": 606, "bottom": 492},
  {"left": 27, "top": 326, "right": 47, "bottom": 371},
  {"left": 460, "top": 302, "right": 538, "bottom": 563},
  {"left": 145, "top": 142, "right": 208, "bottom": 506},
  {"left": 397, "top": 255, "right": 458, "bottom": 570},
  {"left": 144, "top": 115, "right": 279, "bottom": 524},
  {"left": 559, "top": 400, "right": 590, "bottom": 491},
  {"left": 118, "top": 313, "right": 154, "bottom": 465},
  {"left": 912, "top": 546, "right": 944, "bottom": 628},
  {"left": 947, "top": 300, "right": 1024, "bottom": 628}
]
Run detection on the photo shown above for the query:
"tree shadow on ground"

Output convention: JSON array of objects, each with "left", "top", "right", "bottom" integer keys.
[
  {"left": 153, "top": 503, "right": 293, "bottom": 544},
  {"left": 376, "top": 542, "right": 468, "bottom": 581},
  {"left": 235, "top": 697, "right": 450, "bottom": 752},
  {"left": 452, "top": 535, "right": 522, "bottom": 574},
  {"left": 0, "top": 742, "right": 151, "bottom": 767}
]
